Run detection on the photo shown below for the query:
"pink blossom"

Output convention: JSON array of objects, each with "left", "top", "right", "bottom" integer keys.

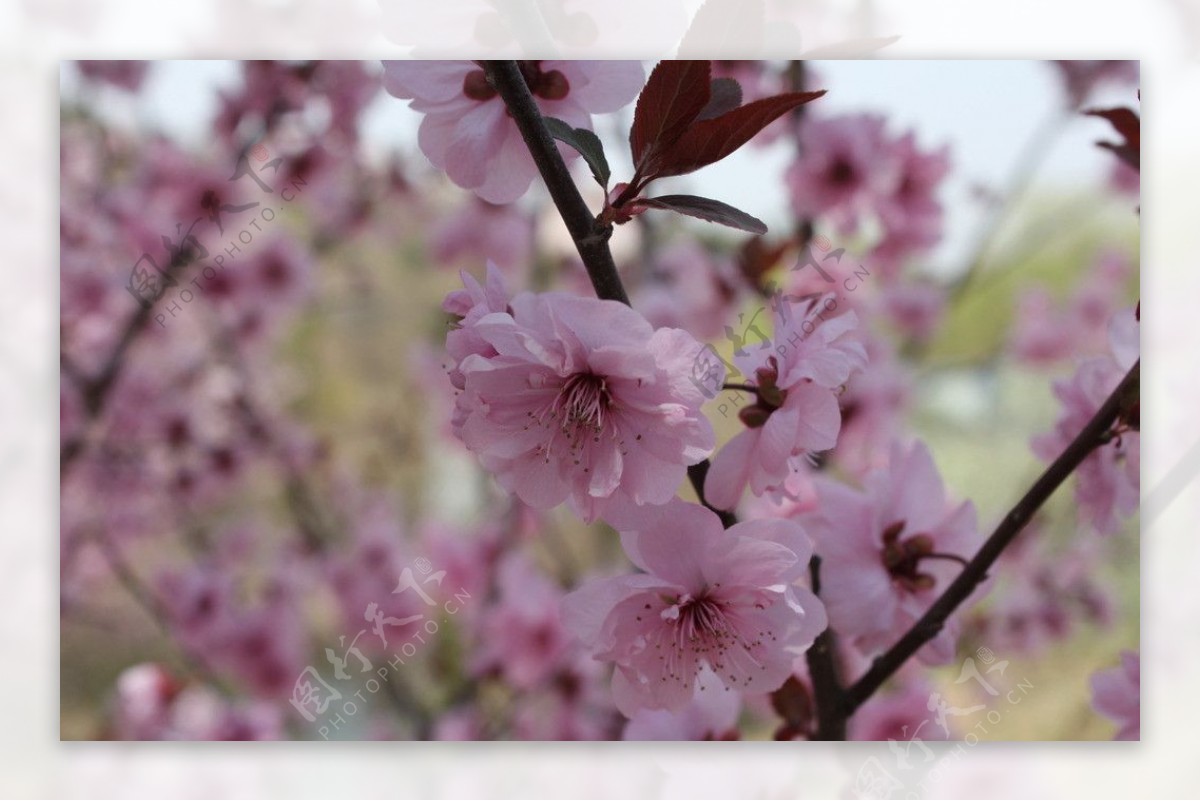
[
  {"left": 705, "top": 293, "right": 866, "bottom": 511},
  {"left": 836, "top": 334, "right": 911, "bottom": 475},
  {"left": 801, "top": 440, "right": 980, "bottom": 664},
  {"left": 562, "top": 500, "right": 827, "bottom": 716},
  {"left": 786, "top": 114, "right": 892, "bottom": 234},
  {"left": 447, "top": 281, "right": 718, "bottom": 524},
  {"left": 1052, "top": 61, "right": 1139, "bottom": 108},
  {"left": 1032, "top": 357, "right": 1138, "bottom": 535},
  {"left": 430, "top": 198, "right": 534, "bottom": 277},
  {"left": 382, "top": 60, "right": 644, "bottom": 203},
  {"left": 507, "top": 660, "right": 620, "bottom": 740},
  {"left": 472, "top": 553, "right": 571, "bottom": 689},
  {"left": 1090, "top": 650, "right": 1139, "bottom": 740},
  {"left": 872, "top": 132, "right": 950, "bottom": 270},
  {"left": 879, "top": 280, "right": 946, "bottom": 343},
  {"left": 633, "top": 240, "right": 743, "bottom": 343},
  {"left": 1010, "top": 253, "right": 1134, "bottom": 367},
  {"left": 442, "top": 261, "right": 513, "bottom": 396}
]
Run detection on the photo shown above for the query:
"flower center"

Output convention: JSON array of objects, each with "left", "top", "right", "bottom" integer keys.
[
  {"left": 557, "top": 371, "right": 612, "bottom": 433},
  {"left": 526, "top": 371, "right": 619, "bottom": 465},
  {"left": 880, "top": 520, "right": 967, "bottom": 592},
  {"left": 738, "top": 357, "right": 788, "bottom": 429},
  {"left": 828, "top": 157, "right": 856, "bottom": 186},
  {"left": 657, "top": 591, "right": 767, "bottom": 681}
]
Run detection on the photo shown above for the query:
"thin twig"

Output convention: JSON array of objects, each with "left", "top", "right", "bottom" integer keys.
[{"left": 843, "top": 359, "right": 1140, "bottom": 713}]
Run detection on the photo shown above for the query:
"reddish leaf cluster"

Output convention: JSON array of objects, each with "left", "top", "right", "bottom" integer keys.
[{"left": 600, "top": 60, "right": 826, "bottom": 234}]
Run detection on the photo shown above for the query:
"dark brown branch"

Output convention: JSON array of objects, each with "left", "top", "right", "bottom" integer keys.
[
  {"left": 482, "top": 61, "right": 628, "bottom": 305},
  {"left": 804, "top": 556, "right": 847, "bottom": 740},
  {"left": 685, "top": 460, "right": 738, "bottom": 529},
  {"left": 484, "top": 60, "right": 736, "bottom": 527},
  {"left": 843, "top": 358, "right": 1140, "bottom": 713}
]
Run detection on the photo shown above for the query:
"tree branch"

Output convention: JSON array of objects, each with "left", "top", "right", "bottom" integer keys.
[
  {"left": 482, "top": 61, "right": 628, "bottom": 305},
  {"left": 804, "top": 556, "right": 847, "bottom": 740},
  {"left": 483, "top": 60, "right": 736, "bottom": 526},
  {"left": 843, "top": 358, "right": 1140, "bottom": 713}
]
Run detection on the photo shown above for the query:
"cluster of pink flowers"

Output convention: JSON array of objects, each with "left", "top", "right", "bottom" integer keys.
[
  {"left": 62, "top": 59, "right": 1140, "bottom": 744},
  {"left": 1033, "top": 305, "right": 1139, "bottom": 535},
  {"left": 786, "top": 113, "right": 951, "bottom": 276}
]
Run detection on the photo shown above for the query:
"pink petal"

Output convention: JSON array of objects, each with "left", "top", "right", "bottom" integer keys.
[
  {"left": 619, "top": 501, "right": 718, "bottom": 591},
  {"left": 550, "top": 61, "right": 645, "bottom": 113},
  {"left": 705, "top": 429, "right": 757, "bottom": 512},
  {"left": 381, "top": 60, "right": 473, "bottom": 103}
]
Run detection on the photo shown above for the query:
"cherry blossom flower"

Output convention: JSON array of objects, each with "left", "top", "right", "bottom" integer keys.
[
  {"left": 835, "top": 334, "right": 911, "bottom": 476},
  {"left": 472, "top": 553, "right": 572, "bottom": 689},
  {"left": 430, "top": 198, "right": 534, "bottom": 277},
  {"left": 382, "top": 60, "right": 644, "bottom": 203},
  {"left": 562, "top": 500, "right": 827, "bottom": 716},
  {"left": 1010, "top": 252, "right": 1134, "bottom": 367},
  {"left": 800, "top": 440, "right": 980, "bottom": 664},
  {"left": 1032, "top": 344, "right": 1139, "bottom": 536},
  {"left": 879, "top": 280, "right": 946, "bottom": 343},
  {"left": 447, "top": 280, "right": 718, "bottom": 523},
  {"left": 633, "top": 240, "right": 743, "bottom": 342},
  {"left": 871, "top": 132, "right": 951, "bottom": 275},
  {"left": 442, "top": 261, "right": 514, "bottom": 400},
  {"left": 705, "top": 293, "right": 866, "bottom": 511},
  {"left": 786, "top": 114, "right": 892, "bottom": 234},
  {"left": 1090, "top": 650, "right": 1140, "bottom": 740},
  {"left": 1052, "top": 60, "right": 1139, "bottom": 108}
]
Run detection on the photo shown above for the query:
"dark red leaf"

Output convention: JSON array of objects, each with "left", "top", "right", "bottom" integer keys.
[
  {"left": 696, "top": 77, "right": 743, "bottom": 121},
  {"left": 1086, "top": 107, "right": 1140, "bottom": 148},
  {"left": 629, "top": 60, "right": 712, "bottom": 171},
  {"left": 638, "top": 194, "right": 767, "bottom": 234},
  {"left": 1086, "top": 106, "right": 1140, "bottom": 170},
  {"left": 654, "top": 89, "right": 827, "bottom": 178}
]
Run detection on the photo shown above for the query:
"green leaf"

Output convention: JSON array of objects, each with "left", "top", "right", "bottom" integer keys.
[{"left": 543, "top": 116, "right": 611, "bottom": 189}]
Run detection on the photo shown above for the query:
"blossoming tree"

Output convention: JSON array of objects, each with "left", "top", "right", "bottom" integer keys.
[{"left": 60, "top": 58, "right": 1140, "bottom": 742}]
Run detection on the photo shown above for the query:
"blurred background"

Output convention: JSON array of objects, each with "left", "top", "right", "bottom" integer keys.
[{"left": 58, "top": 57, "right": 1139, "bottom": 744}]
